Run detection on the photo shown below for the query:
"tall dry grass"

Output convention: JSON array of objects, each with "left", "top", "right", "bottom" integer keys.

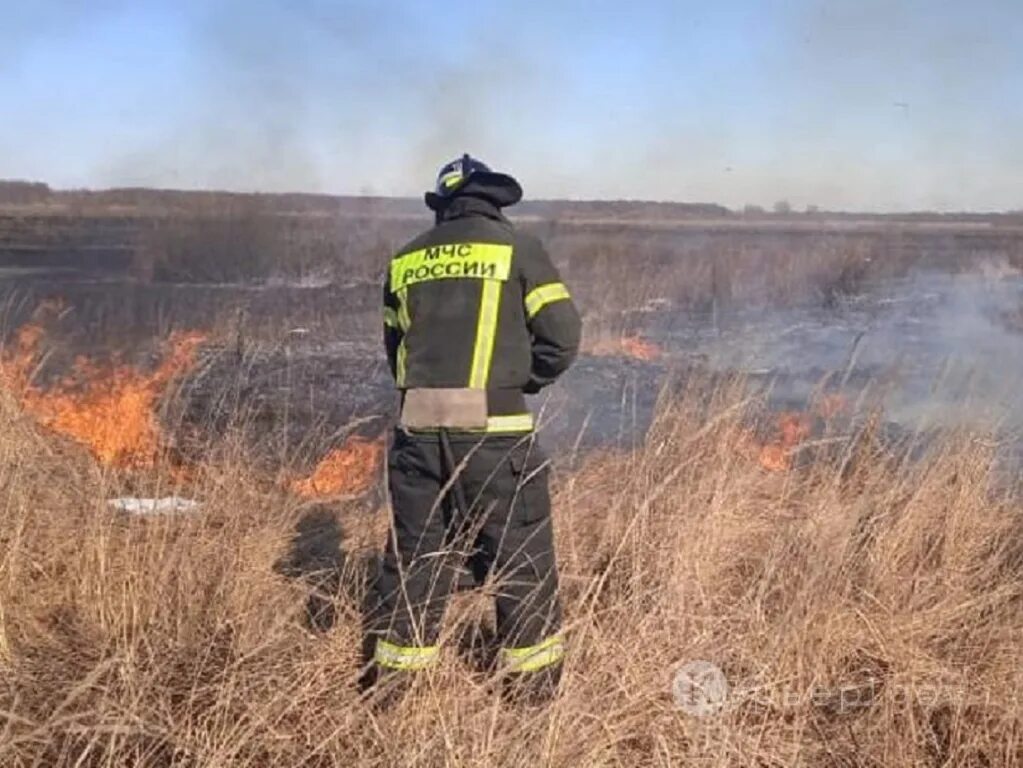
[{"left": 1, "top": 379, "right": 1022, "bottom": 767}]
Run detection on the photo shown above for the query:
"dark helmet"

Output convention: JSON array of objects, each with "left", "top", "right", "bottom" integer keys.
[{"left": 424, "top": 153, "right": 523, "bottom": 212}]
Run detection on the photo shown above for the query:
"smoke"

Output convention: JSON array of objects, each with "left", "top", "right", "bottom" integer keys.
[
  {"left": 691, "top": 264, "right": 1023, "bottom": 431},
  {"left": 92, "top": 1, "right": 565, "bottom": 197},
  {"left": 886, "top": 268, "right": 1023, "bottom": 429},
  {"left": 97, "top": 1, "right": 356, "bottom": 191}
]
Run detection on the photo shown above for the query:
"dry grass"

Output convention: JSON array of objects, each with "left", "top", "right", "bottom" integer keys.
[{"left": 1, "top": 380, "right": 1022, "bottom": 767}]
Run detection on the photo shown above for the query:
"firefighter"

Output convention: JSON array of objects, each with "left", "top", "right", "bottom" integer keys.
[{"left": 361, "top": 154, "right": 581, "bottom": 704}]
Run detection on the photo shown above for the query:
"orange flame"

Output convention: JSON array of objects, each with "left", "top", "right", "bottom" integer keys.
[
  {"left": 752, "top": 394, "right": 848, "bottom": 472},
  {"left": 1, "top": 324, "right": 206, "bottom": 468},
  {"left": 620, "top": 336, "right": 662, "bottom": 361},
  {"left": 590, "top": 335, "right": 663, "bottom": 362},
  {"left": 758, "top": 412, "right": 812, "bottom": 472},
  {"left": 291, "top": 435, "right": 384, "bottom": 499}
]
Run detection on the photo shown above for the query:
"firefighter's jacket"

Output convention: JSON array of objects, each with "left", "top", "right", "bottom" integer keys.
[{"left": 383, "top": 194, "right": 581, "bottom": 433}]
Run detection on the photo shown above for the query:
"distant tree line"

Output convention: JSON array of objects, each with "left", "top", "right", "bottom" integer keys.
[{"left": 0, "top": 180, "right": 52, "bottom": 205}]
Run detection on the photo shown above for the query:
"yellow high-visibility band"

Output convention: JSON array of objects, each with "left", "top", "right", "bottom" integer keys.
[
  {"left": 484, "top": 413, "right": 534, "bottom": 433},
  {"left": 502, "top": 635, "right": 565, "bottom": 673},
  {"left": 396, "top": 289, "right": 411, "bottom": 332},
  {"left": 396, "top": 344, "right": 407, "bottom": 385},
  {"left": 374, "top": 639, "right": 440, "bottom": 671},
  {"left": 383, "top": 307, "right": 400, "bottom": 328},
  {"left": 390, "top": 243, "right": 513, "bottom": 291},
  {"left": 524, "top": 282, "right": 571, "bottom": 320},
  {"left": 441, "top": 171, "right": 463, "bottom": 189},
  {"left": 468, "top": 280, "right": 502, "bottom": 389},
  {"left": 396, "top": 287, "right": 411, "bottom": 386}
]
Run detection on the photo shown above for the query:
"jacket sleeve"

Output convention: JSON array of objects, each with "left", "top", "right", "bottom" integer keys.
[
  {"left": 382, "top": 272, "right": 402, "bottom": 381},
  {"left": 518, "top": 237, "right": 582, "bottom": 393}
]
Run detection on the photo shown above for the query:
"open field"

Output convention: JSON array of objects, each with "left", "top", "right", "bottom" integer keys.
[
  {"left": 2, "top": 186, "right": 1023, "bottom": 307},
  {"left": 2, "top": 187, "right": 1023, "bottom": 765}
]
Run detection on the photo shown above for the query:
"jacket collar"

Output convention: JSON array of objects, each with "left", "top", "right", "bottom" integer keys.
[{"left": 438, "top": 194, "right": 511, "bottom": 225}]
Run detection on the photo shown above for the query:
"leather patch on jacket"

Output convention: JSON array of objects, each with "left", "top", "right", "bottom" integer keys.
[{"left": 401, "top": 388, "right": 489, "bottom": 430}]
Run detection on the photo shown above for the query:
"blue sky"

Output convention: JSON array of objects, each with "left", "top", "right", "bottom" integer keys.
[{"left": 2, "top": 0, "right": 1021, "bottom": 211}]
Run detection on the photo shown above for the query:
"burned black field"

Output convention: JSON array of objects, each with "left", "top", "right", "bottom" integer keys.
[{"left": 2, "top": 198, "right": 1023, "bottom": 481}]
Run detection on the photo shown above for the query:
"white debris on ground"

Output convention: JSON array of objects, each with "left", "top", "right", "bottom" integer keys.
[{"left": 107, "top": 497, "right": 202, "bottom": 515}]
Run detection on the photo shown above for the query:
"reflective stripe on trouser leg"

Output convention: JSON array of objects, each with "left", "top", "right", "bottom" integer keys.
[
  {"left": 501, "top": 635, "right": 565, "bottom": 673},
  {"left": 374, "top": 639, "right": 440, "bottom": 671},
  {"left": 469, "top": 280, "right": 502, "bottom": 388},
  {"left": 489, "top": 466, "right": 562, "bottom": 668},
  {"left": 366, "top": 436, "right": 459, "bottom": 673}
]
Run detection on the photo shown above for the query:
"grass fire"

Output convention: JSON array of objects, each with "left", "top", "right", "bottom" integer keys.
[
  {"left": 3, "top": 160, "right": 1023, "bottom": 767},
  {"left": 6, "top": 2, "right": 1023, "bottom": 760},
  {"left": 748, "top": 393, "right": 849, "bottom": 472},
  {"left": 0, "top": 321, "right": 206, "bottom": 469},
  {"left": 290, "top": 436, "right": 384, "bottom": 499},
  {"left": 588, "top": 334, "right": 663, "bottom": 362}
]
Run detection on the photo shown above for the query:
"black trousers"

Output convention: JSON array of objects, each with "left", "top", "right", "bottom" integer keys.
[{"left": 364, "top": 428, "right": 563, "bottom": 682}]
